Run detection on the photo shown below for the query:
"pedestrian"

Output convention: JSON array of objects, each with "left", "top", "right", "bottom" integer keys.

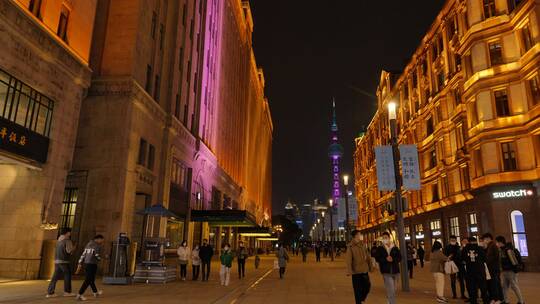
[
  {"left": 444, "top": 235, "right": 467, "bottom": 300},
  {"left": 483, "top": 233, "right": 503, "bottom": 303},
  {"left": 346, "top": 230, "right": 372, "bottom": 304},
  {"left": 276, "top": 243, "right": 289, "bottom": 279},
  {"left": 374, "top": 232, "right": 401, "bottom": 304},
  {"left": 220, "top": 243, "right": 233, "bottom": 286},
  {"left": 236, "top": 241, "right": 248, "bottom": 279},
  {"left": 461, "top": 238, "right": 472, "bottom": 300},
  {"left": 192, "top": 244, "right": 201, "bottom": 281},
  {"left": 496, "top": 237, "right": 525, "bottom": 304},
  {"left": 406, "top": 243, "right": 415, "bottom": 279},
  {"left": 417, "top": 245, "right": 425, "bottom": 268},
  {"left": 199, "top": 238, "right": 214, "bottom": 281},
  {"left": 431, "top": 241, "right": 448, "bottom": 303},
  {"left": 75, "top": 235, "right": 104, "bottom": 301},
  {"left": 463, "top": 236, "right": 490, "bottom": 304},
  {"left": 177, "top": 240, "right": 190, "bottom": 281},
  {"left": 315, "top": 242, "right": 321, "bottom": 262},
  {"left": 46, "top": 228, "right": 76, "bottom": 298},
  {"left": 255, "top": 254, "right": 261, "bottom": 269},
  {"left": 301, "top": 245, "right": 308, "bottom": 262}
]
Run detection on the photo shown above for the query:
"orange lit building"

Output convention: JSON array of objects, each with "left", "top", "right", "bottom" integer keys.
[
  {"left": 0, "top": 0, "right": 97, "bottom": 279},
  {"left": 354, "top": 0, "right": 540, "bottom": 270}
]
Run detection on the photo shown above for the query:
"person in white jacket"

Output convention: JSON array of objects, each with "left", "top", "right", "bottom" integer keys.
[
  {"left": 192, "top": 244, "right": 201, "bottom": 281},
  {"left": 177, "top": 240, "right": 190, "bottom": 281}
]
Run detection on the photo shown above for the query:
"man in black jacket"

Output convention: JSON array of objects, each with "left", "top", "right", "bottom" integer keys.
[
  {"left": 375, "top": 232, "right": 401, "bottom": 304},
  {"left": 199, "top": 239, "right": 214, "bottom": 281},
  {"left": 444, "top": 235, "right": 467, "bottom": 299},
  {"left": 483, "top": 233, "right": 503, "bottom": 303},
  {"left": 463, "top": 237, "right": 489, "bottom": 304}
]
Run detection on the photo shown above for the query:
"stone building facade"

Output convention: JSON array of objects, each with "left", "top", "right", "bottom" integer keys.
[
  {"left": 68, "top": 0, "right": 272, "bottom": 267},
  {"left": 0, "top": 0, "right": 97, "bottom": 279},
  {"left": 354, "top": 0, "right": 540, "bottom": 270}
]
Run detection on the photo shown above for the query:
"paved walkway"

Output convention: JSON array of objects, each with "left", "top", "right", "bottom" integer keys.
[{"left": 0, "top": 254, "right": 537, "bottom": 303}]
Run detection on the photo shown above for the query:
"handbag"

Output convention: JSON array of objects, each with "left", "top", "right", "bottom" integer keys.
[
  {"left": 273, "top": 259, "right": 279, "bottom": 269},
  {"left": 444, "top": 260, "right": 459, "bottom": 274},
  {"left": 484, "top": 263, "right": 491, "bottom": 280}
]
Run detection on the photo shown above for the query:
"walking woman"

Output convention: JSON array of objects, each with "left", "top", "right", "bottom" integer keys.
[
  {"left": 276, "top": 243, "right": 289, "bottom": 279},
  {"left": 177, "top": 240, "right": 190, "bottom": 281},
  {"left": 192, "top": 244, "right": 201, "bottom": 281},
  {"left": 431, "top": 241, "right": 448, "bottom": 303}
]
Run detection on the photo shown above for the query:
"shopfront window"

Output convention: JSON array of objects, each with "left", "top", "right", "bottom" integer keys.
[
  {"left": 468, "top": 212, "right": 479, "bottom": 236},
  {"left": 430, "top": 219, "right": 443, "bottom": 244},
  {"left": 449, "top": 216, "right": 460, "bottom": 243},
  {"left": 166, "top": 220, "right": 184, "bottom": 249},
  {"left": 60, "top": 188, "right": 78, "bottom": 231},
  {"left": 511, "top": 210, "right": 528, "bottom": 256}
]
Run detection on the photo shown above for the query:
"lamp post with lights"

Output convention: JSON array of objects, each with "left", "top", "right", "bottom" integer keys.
[
  {"left": 387, "top": 101, "right": 410, "bottom": 292},
  {"left": 343, "top": 175, "right": 351, "bottom": 243}
]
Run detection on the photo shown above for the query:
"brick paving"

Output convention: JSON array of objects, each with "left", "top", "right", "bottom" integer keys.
[{"left": 0, "top": 254, "right": 536, "bottom": 304}]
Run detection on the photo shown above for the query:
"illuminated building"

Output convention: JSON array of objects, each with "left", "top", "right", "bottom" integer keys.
[
  {"left": 354, "top": 0, "right": 540, "bottom": 270},
  {"left": 0, "top": 0, "right": 98, "bottom": 279}
]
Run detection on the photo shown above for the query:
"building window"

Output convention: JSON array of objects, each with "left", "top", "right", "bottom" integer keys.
[
  {"left": 508, "top": 0, "right": 525, "bottom": 13},
  {"left": 510, "top": 210, "right": 528, "bottom": 256},
  {"left": 57, "top": 5, "right": 70, "bottom": 42},
  {"left": 468, "top": 212, "right": 479, "bottom": 235},
  {"left": 426, "top": 116, "right": 434, "bottom": 136},
  {"left": 495, "top": 89, "right": 510, "bottom": 117},
  {"left": 437, "top": 72, "right": 445, "bottom": 91},
  {"left": 449, "top": 216, "right": 460, "bottom": 242},
  {"left": 529, "top": 74, "right": 540, "bottom": 106},
  {"left": 28, "top": 0, "right": 42, "bottom": 18},
  {"left": 483, "top": 0, "right": 496, "bottom": 19},
  {"left": 456, "top": 124, "right": 465, "bottom": 149},
  {"left": 489, "top": 42, "right": 503, "bottom": 66},
  {"left": 148, "top": 144, "right": 155, "bottom": 170},
  {"left": 174, "top": 94, "right": 181, "bottom": 119},
  {"left": 171, "top": 158, "right": 188, "bottom": 188},
  {"left": 522, "top": 24, "right": 533, "bottom": 52},
  {"left": 0, "top": 68, "right": 54, "bottom": 137},
  {"left": 60, "top": 188, "right": 78, "bottom": 230},
  {"left": 431, "top": 184, "right": 440, "bottom": 202},
  {"left": 441, "top": 175, "right": 450, "bottom": 198},
  {"left": 145, "top": 65, "right": 152, "bottom": 94},
  {"left": 460, "top": 165, "right": 471, "bottom": 190},
  {"left": 501, "top": 142, "right": 517, "bottom": 171},
  {"left": 151, "top": 11, "right": 157, "bottom": 39},
  {"left": 159, "top": 24, "right": 165, "bottom": 50},
  {"left": 154, "top": 75, "right": 160, "bottom": 102},
  {"left": 473, "top": 149, "right": 484, "bottom": 177},
  {"left": 138, "top": 138, "right": 147, "bottom": 166},
  {"left": 429, "top": 149, "right": 437, "bottom": 169}
]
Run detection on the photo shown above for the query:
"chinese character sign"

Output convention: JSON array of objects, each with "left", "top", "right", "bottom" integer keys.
[
  {"left": 399, "top": 144, "right": 421, "bottom": 190},
  {"left": 375, "top": 145, "right": 396, "bottom": 191}
]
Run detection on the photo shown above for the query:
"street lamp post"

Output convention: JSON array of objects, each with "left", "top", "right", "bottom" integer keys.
[
  {"left": 388, "top": 101, "right": 410, "bottom": 292},
  {"left": 317, "top": 218, "right": 321, "bottom": 241},
  {"left": 343, "top": 175, "right": 351, "bottom": 243},
  {"left": 329, "top": 199, "right": 335, "bottom": 261},
  {"left": 321, "top": 211, "right": 326, "bottom": 242}
]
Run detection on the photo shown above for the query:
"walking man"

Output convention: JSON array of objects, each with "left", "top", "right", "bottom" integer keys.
[
  {"left": 374, "top": 232, "right": 401, "bottom": 304},
  {"left": 346, "top": 230, "right": 372, "bottom": 304},
  {"left": 417, "top": 245, "right": 425, "bottom": 268},
  {"left": 46, "top": 228, "right": 76, "bottom": 298},
  {"left": 75, "top": 235, "right": 104, "bottom": 301},
  {"left": 236, "top": 241, "right": 248, "bottom": 279},
  {"left": 315, "top": 242, "right": 321, "bottom": 262},
  {"left": 444, "top": 235, "right": 467, "bottom": 300},
  {"left": 496, "top": 236, "right": 525, "bottom": 304},
  {"left": 463, "top": 237, "right": 489, "bottom": 304},
  {"left": 276, "top": 243, "right": 289, "bottom": 279},
  {"left": 484, "top": 233, "right": 503, "bottom": 303},
  {"left": 406, "top": 243, "right": 415, "bottom": 279},
  {"left": 199, "top": 239, "right": 214, "bottom": 281},
  {"left": 301, "top": 245, "right": 308, "bottom": 262}
]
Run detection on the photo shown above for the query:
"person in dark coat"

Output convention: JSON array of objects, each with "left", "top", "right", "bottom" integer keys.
[
  {"left": 483, "top": 233, "right": 503, "bottom": 303},
  {"left": 301, "top": 245, "right": 308, "bottom": 263},
  {"left": 463, "top": 237, "right": 489, "bottom": 304},
  {"left": 444, "top": 235, "right": 467, "bottom": 299},
  {"left": 199, "top": 239, "right": 214, "bottom": 281},
  {"left": 315, "top": 242, "right": 321, "bottom": 262},
  {"left": 374, "top": 232, "right": 401, "bottom": 304},
  {"left": 417, "top": 245, "right": 425, "bottom": 268},
  {"left": 406, "top": 244, "right": 415, "bottom": 279}
]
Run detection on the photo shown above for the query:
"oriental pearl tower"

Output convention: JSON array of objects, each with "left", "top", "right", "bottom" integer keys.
[{"left": 328, "top": 99, "right": 344, "bottom": 209}]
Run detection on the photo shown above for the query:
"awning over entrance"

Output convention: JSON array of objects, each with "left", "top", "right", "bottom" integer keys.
[
  {"left": 237, "top": 226, "right": 272, "bottom": 237},
  {"left": 190, "top": 210, "right": 257, "bottom": 227}
]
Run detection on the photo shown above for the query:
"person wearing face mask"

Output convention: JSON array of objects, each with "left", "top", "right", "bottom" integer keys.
[
  {"left": 199, "top": 239, "right": 214, "bottom": 281},
  {"left": 483, "top": 233, "right": 503, "bottom": 303},
  {"left": 463, "top": 237, "right": 489, "bottom": 304},
  {"left": 236, "top": 241, "right": 248, "bottom": 279},
  {"left": 220, "top": 243, "right": 234, "bottom": 286},
  {"left": 444, "top": 235, "right": 467, "bottom": 300},
  {"left": 276, "top": 243, "right": 289, "bottom": 279},
  {"left": 346, "top": 230, "right": 372, "bottom": 304},
  {"left": 177, "top": 240, "right": 190, "bottom": 281},
  {"left": 374, "top": 232, "right": 401, "bottom": 304},
  {"left": 192, "top": 244, "right": 201, "bottom": 281}
]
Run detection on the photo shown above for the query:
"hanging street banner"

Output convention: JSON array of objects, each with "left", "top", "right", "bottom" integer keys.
[
  {"left": 375, "top": 145, "right": 396, "bottom": 191},
  {"left": 399, "top": 144, "right": 421, "bottom": 190}
]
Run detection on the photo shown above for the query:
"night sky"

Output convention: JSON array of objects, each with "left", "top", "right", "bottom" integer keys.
[{"left": 249, "top": 1, "right": 445, "bottom": 214}]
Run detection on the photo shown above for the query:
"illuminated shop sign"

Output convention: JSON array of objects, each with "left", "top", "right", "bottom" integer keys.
[
  {"left": 492, "top": 189, "right": 534, "bottom": 199},
  {"left": 405, "top": 234, "right": 411, "bottom": 241},
  {"left": 0, "top": 117, "right": 49, "bottom": 163},
  {"left": 432, "top": 230, "right": 442, "bottom": 236},
  {"left": 470, "top": 226, "right": 478, "bottom": 233},
  {"left": 415, "top": 233, "right": 424, "bottom": 239}
]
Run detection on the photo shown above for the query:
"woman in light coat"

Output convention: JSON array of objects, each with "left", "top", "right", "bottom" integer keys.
[
  {"left": 177, "top": 240, "right": 190, "bottom": 281},
  {"left": 430, "top": 241, "right": 448, "bottom": 303},
  {"left": 192, "top": 244, "right": 201, "bottom": 281},
  {"left": 276, "top": 243, "right": 289, "bottom": 279}
]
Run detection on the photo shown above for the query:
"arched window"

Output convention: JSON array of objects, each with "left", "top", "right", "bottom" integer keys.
[{"left": 510, "top": 210, "right": 528, "bottom": 257}]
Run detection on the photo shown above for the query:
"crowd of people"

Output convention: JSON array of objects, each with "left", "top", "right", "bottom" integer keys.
[{"left": 345, "top": 230, "right": 526, "bottom": 304}]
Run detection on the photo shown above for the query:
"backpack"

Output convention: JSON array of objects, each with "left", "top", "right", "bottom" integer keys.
[{"left": 513, "top": 249, "right": 524, "bottom": 272}]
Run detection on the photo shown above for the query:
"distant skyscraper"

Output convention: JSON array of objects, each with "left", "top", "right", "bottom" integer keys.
[{"left": 328, "top": 100, "right": 344, "bottom": 209}]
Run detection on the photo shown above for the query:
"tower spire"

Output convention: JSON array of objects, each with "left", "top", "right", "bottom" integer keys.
[
  {"left": 331, "top": 97, "right": 338, "bottom": 132},
  {"left": 328, "top": 98, "right": 344, "bottom": 208}
]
